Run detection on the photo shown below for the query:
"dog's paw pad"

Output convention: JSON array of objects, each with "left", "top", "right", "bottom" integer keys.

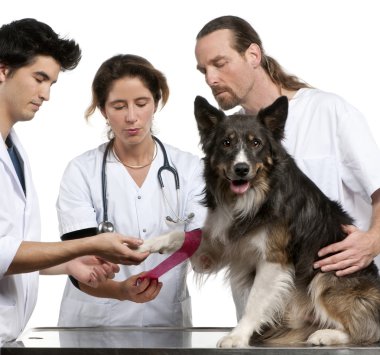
[
  {"left": 307, "top": 329, "right": 350, "bottom": 346},
  {"left": 217, "top": 334, "right": 249, "bottom": 348},
  {"left": 137, "top": 244, "right": 151, "bottom": 253},
  {"left": 137, "top": 239, "right": 159, "bottom": 253}
]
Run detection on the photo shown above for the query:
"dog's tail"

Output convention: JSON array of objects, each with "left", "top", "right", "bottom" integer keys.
[{"left": 250, "top": 324, "right": 317, "bottom": 345}]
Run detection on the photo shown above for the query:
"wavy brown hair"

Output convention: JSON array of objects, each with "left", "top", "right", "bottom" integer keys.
[{"left": 85, "top": 54, "right": 169, "bottom": 119}]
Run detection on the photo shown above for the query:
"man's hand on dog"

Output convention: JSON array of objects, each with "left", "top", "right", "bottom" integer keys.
[{"left": 314, "top": 225, "right": 380, "bottom": 276}]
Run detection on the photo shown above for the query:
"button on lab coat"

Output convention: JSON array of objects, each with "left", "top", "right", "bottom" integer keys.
[
  {"left": 56, "top": 141, "right": 207, "bottom": 327},
  {"left": 0, "top": 130, "right": 40, "bottom": 345}
]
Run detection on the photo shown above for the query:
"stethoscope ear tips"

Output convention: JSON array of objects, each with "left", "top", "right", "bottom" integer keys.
[
  {"left": 97, "top": 221, "right": 115, "bottom": 233},
  {"left": 166, "top": 216, "right": 175, "bottom": 223},
  {"left": 165, "top": 213, "right": 195, "bottom": 224}
]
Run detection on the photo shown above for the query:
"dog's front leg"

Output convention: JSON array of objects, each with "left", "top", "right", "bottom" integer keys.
[
  {"left": 137, "top": 231, "right": 185, "bottom": 254},
  {"left": 190, "top": 230, "right": 225, "bottom": 274},
  {"left": 217, "top": 261, "right": 294, "bottom": 348}
]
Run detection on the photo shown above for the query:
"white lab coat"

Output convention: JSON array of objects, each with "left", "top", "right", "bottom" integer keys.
[
  {"left": 56, "top": 141, "right": 207, "bottom": 327},
  {"left": 0, "top": 129, "right": 40, "bottom": 346},
  {"left": 283, "top": 88, "right": 380, "bottom": 232}
]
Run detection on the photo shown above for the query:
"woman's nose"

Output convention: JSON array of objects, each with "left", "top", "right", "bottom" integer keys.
[{"left": 125, "top": 107, "right": 137, "bottom": 123}]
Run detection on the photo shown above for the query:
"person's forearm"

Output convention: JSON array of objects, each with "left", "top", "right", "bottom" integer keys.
[
  {"left": 369, "top": 189, "right": 380, "bottom": 254},
  {"left": 6, "top": 238, "right": 96, "bottom": 275},
  {"left": 40, "top": 263, "right": 68, "bottom": 275},
  {"left": 79, "top": 279, "right": 122, "bottom": 300}
]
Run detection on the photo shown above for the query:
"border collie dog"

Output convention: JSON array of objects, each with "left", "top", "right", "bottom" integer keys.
[{"left": 139, "top": 96, "right": 380, "bottom": 348}]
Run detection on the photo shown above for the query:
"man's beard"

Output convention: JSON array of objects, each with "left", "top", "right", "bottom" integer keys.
[{"left": 212, "top": 87, "right": 240, "bottom": 110}]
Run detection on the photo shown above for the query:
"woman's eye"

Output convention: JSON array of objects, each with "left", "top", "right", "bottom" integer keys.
[{"left": 136, "top": 103, "right": 146, "bottom": 108}]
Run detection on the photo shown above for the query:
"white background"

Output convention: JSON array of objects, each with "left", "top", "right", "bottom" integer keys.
[{"left": 2, "top": 0, "right": 380, "bottom": 331}]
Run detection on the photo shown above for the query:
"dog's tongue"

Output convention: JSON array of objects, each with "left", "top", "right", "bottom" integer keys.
[{"left": 230, "top": 180, "right": 250, "bottom": 194}]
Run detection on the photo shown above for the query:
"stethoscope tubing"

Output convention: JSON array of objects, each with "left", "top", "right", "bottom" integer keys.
[
  {"left": 99, "top": 136, "right": 184, "bottom": 233},
  {"left": 154, "top": 137, "right": 180, "bottom": 190}
]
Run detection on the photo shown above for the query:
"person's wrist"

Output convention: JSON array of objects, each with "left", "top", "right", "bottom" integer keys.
[
  {"left": 116, "top": 281, "right": 128, "bottom": 301},
  {"left": 372, "top": 230, "right": 380, "bottom": 256},
  {"left": 61, "top": 260, "right": 70, "bottom": 275},
  {"left": 81, "top": 235, "right": 99, "bottom": 256}
]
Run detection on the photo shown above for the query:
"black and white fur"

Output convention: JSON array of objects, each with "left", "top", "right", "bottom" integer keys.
[{"left": 139, "top": 96, "right": 380, "bottom": 348}]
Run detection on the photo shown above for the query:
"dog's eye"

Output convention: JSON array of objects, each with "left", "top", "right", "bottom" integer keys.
[
  {"left": 223, "top": 139, "right": 231, "bottom": 147},
  {"left": 252, "top": 138, "right": 261, "bottom": 148}
]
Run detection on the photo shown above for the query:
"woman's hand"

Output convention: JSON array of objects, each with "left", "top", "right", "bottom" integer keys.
[{"left": 119, "top": 272, "right": 163, "bottom": 302}]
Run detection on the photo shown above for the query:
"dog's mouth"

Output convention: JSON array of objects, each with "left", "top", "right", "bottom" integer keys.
[{"left": 230, "top": 179, "right": 250, "bottom": 195}]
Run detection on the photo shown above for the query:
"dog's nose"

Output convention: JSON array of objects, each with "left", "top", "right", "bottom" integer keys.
[{"left": 234, "top": 163, "right": 250, "bottom": 177}]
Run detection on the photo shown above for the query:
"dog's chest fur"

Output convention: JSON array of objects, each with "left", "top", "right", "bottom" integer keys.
[{"left": 206, "top": 206, "right": 269, "bottom": 266}]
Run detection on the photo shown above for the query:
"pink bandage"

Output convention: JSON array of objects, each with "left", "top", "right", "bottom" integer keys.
[{"left": 139, "top": 229, "right": 202, "bottom": 282}]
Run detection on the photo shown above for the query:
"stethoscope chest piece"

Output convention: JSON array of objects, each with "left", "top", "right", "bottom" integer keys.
[{"left": 97, "top": 220, "right": 115, "bottom": 234}]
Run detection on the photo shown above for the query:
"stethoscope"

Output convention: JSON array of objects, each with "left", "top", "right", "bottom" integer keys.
[{"left": 97, "top": 136, "right": 195, "bottom": 233}]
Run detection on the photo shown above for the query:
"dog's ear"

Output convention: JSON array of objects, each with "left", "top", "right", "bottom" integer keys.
[
  {"left": 194, "top": 95, "right": 225, "bottom": 132},
  {"left": 258, "top": 96, "right": 288, "bottom": 141}
]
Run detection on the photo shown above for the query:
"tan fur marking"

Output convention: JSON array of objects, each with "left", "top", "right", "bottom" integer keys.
[
  {"left": 311, "top": 272, "right": 380, "bottom": 343},
  {"left": 255, "top": 162, "right": 264, "bottom": 171},
  {"left": 266, "top": 224, "right": 290, "bottom": 265},
  {"left": 253, "top": 168, "right": 270, "bottom": 194}
]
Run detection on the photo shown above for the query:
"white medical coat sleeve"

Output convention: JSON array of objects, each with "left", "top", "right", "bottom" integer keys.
[
  {"left": 0, "top": 167, "right": 23, "bottom": 277},
  {"left": 56, "top": 159, "right": 98, "bottom": 236},
  {"left": 336, "top": 98, "right": 380, "bottom": 203},
  {"left": 0, "top": 214, "right": 22, "bottom": 279}
]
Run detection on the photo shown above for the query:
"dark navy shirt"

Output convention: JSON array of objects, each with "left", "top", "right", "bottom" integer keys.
[{"left": 6, "top": 136, "right": 26, "bottom": 195}]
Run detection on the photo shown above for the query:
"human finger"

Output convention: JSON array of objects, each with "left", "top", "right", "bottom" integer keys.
[
  {"left": 335, "top": 265, "right": 361, "bottom": 277},
  {"left": 318, "top": 255, "right": 353, "bottom": 272},
  {"left": 135, "top": 276, "right": 152, "bottom": 291},
  {"left": 313, "top": 248, "right": 351, "bottom": 269},
  {"left": 119, "top": 235, "right": 144, "bottom": 249},
  {"left": 92, "top": 266, "right": 109, "bottom": 283},
  {"left": 87, "top": 273, "right": 99, "bottom": 288},
  {"left": 135, "top": 279, "right": 162, "bottom": 301},
  {"left": 146, "top": 280, "right": 163, "bottom": 300},
  {"left": 98, "top": 262, "right": 117, "bottom": 279},
  {"left": 121, "top": 250, "right": 150, "bottom": 265},
  {"left": 96, "top": 258, "right": 120, "bottom": 273},
  {"left": 317, "top": 240, "right": 346, "bottom": 258},
  {"left": 341, "top": 224, "right": 359, "bottom": 235}
]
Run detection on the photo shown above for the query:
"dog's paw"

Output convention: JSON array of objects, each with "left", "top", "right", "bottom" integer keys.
[
  {"left": 137, "top": 232, "right": 185, "bottom": 254},
  {"left": 307, "top": 329, "right": 350, "bottom": 346},
  {"left": 216, "top": 333, "right": 250, "bottom": 348}
]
